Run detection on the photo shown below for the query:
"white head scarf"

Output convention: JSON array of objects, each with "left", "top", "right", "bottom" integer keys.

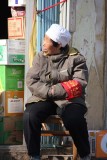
[{"left": 46, "top": 24, "right": 71, "bottom": 47}]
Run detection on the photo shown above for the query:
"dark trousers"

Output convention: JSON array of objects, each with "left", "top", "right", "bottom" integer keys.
[{"left": 23, "top": 101, "right": 90, "bottom": 158}]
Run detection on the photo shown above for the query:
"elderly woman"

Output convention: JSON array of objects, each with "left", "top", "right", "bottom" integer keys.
[{"left": 23, "top": 24, "right": 90, "bottom": 160}]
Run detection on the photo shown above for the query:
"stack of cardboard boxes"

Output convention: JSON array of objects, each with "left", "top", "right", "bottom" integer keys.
[{"left": 0, "top": 0, "right": 26, "bottom": 145}]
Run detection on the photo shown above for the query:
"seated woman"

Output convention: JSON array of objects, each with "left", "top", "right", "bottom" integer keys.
[{"left": 23, "top": 24, "right": 90, "bottom": 160}]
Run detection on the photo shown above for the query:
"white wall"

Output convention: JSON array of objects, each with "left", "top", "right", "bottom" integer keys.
[{"left": 72, "top": 0, "right": 105, "bottom": 129}]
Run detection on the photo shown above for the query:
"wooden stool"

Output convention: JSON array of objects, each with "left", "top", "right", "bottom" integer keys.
[{"left": 41, "top": 115, "right": 78, "bottom": 160}]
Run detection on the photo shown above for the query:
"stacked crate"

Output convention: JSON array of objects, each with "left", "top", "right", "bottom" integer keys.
[{"left": 0, "top": 0, "right": 26, "bottom": 145}]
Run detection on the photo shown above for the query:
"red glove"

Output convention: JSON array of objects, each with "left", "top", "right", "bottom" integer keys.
[{"left": 61, "top": 80, "right": 82, "bottom": 100}]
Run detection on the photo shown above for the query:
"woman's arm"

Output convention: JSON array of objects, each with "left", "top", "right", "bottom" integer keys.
[
  {"left": 26, "top": 54, "right": 51, "bottom": 99},
  {"left": 48, "top": 54, "right": 88, "bottom": 100}
]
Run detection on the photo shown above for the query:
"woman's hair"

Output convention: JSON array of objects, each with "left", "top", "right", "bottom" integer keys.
[{"left": 51, "top": 39, "right": 69, "bottom": 51}]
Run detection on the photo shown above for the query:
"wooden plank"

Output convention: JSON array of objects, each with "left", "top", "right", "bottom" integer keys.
[
  {"left": 44, "top": 115, "right": 63, "bottom": 123},
  {"left": 41, "top": 130, "right": 70, "bottom": 136},
  {"left": 42, "top": 115, "right": 70, "bottom": 136}
]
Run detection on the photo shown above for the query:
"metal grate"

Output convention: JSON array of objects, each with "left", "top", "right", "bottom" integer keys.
[{"left": 36, "top": 0, "right": 60, "bottom": 52}]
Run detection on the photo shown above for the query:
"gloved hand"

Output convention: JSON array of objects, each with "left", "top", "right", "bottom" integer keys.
[{"left": 48, "top": 83, "right": 67, "bottom": 100}]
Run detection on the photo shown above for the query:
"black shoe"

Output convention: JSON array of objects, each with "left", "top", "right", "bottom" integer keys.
[{"left": 80, "top": 154, "right": 91, "bottom": 160}]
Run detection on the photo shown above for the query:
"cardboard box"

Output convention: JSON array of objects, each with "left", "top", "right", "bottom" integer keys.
[
  {"left": 0, "top": 132, "right": 4, "bottom": 144},
  {"left": 8, "top": 0, "right": 26, "bottom": 6},
  {"left": 0, "top": 39, "right": 25, "bottom": 65},
  {"left": 0, "top": 116, "right": 23, "bottom": 144},
  {"left": 0, "top": 116, "right": 23, "bottom": 131},
  {"left": 8, "top": 17, "right": 25, "bottom": 39},
  {"left": 0, "top": 117, "right": 4, "bottom": 131},
  {"left": 8, "top": 54, "right": 25, "bottom": 64},
  {"left": 96, "top": 130, "right": 107, "bottom": 158},
  {"left": 11, "top": 6, "right": 26, "bottom": 17},
  {"left": 8, "top": 39, "right": 25, "bottom": 64},
  {"left": 0, "top": 130, "right": 23, "bottom": 145},
  {"left": 8, "top": 39, "right": 25, "bottom": 54},
  {"left": 0, "top": 40, "right": 8, "bottom": 64},
  {"left": 0, "top": 91, "right": 24, "bottom": 116},
  {"left": 0, "top": 65, "right": 24, "bottom": 91},
  {"left": 88, "top": 130, "right": 100, "bottom": 157}
]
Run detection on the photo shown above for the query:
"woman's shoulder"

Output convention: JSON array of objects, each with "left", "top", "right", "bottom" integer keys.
[
  {"left": 33, "top": 51, "right": 45, "bottom": 60},
  {"left": 69, "top": 47, "right": 79, "bottom": 56},
  {"left": 68, "top": 47, "right": 86, "bottom": 63}
]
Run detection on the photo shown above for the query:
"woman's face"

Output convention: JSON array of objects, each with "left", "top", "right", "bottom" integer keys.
[{"left": 42, "top": 35, "right": 61, "bottom": 55}]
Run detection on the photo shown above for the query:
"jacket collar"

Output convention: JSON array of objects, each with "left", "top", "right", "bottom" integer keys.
[{"left": 42, "top": 46, "right": 69, "bottom": 62}]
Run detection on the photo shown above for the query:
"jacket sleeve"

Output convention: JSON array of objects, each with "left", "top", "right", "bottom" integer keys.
[
  {"left": 48, "top": 54, "right": 88, "bottom": 100},
  {"left": 26, "top": 54, "right": 51, "bottom": 99},
  {"left": 72, "top": 54, "right": 88, "bottom": 88}
]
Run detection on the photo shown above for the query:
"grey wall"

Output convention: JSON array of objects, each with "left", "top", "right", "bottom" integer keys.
[{"left": 72, "top": 0, "right": 105, "bottom": 129}]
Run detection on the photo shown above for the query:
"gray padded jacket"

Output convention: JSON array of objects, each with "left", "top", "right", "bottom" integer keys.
[{"left": 26, "top": 47, "right": 88, "bottom": 108}]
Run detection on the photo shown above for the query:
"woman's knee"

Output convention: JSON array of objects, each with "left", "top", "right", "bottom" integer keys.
[
  {"left": 63, "top": 116, "right": 85, "bottom": 130},
  {"left": 23, "top": 106, "right": 39, "bottom": 124}
]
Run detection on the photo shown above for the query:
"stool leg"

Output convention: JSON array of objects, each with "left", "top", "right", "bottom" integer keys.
[{"left": 73, "top": 143, "right": 78, "bottom": 160}]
